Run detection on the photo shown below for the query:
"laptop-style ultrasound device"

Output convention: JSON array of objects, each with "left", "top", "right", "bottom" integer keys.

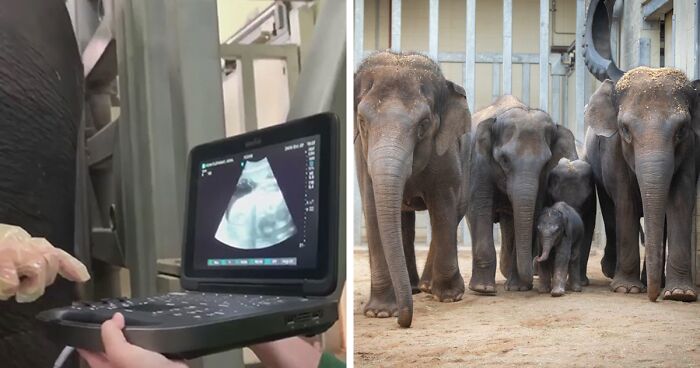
[{"left": 38, "top": 113, "right": 341, "bottom": 359}]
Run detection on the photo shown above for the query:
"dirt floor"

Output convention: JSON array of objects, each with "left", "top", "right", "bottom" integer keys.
[{"left": 354, "top": 248, "right": 700, "bottom": 367}]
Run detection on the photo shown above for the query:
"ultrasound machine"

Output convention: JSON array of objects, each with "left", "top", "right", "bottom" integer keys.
[{"left": 38, "top": 113, "right": 341, "bottom": 359}]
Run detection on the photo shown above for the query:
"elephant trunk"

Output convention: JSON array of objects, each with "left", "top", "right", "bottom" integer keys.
[
  {"left": 635, "top": 151, "right": 673, "bottom": 302},
  {"left": 511, "top": 176, "right": 539, "bottom": 284},
  {"left": 537, "top": 236, "right": 554, "bottom": 262},
  {"left": 368, "top": 145, "right": 413, "bottom": 327}
]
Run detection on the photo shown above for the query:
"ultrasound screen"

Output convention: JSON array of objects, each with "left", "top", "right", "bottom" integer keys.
[{"left": 192, "top": 135, "right": 320, "bottom": 270}]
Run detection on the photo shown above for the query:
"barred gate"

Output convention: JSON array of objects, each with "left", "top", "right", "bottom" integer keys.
[{"left": 353, "top": 0, "right": 590, "bottom": 248}]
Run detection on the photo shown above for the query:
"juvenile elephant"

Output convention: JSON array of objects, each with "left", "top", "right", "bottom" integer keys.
[
  {"left": 584, "top": 67, "right": 700, "bottom": 301},
  {"left": 535, "top": 202, "right": 584, "bottom": 296},
  {"left": 355, "top": 51, "right": 471, "bottom": 327},
  {"left": 546, "top": 158, "right": 596, "bottom": 285},
  {"left": 0, "top": 0, "right": 84, "bottom": 366},
  {"left": 468, "top": 95, "right": 577, "bottom": 293}
]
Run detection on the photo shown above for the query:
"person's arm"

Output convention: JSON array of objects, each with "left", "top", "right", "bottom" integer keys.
[{"left": 249, "top": 337, "right": 323, "bottom": 368}]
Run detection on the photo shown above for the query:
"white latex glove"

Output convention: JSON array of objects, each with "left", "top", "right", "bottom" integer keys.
[{"left": 0, "top": 224, "right": 90, "bottom": 302}]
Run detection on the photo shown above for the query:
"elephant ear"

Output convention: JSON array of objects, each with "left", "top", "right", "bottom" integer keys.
[
  {"left": 690, "top": 79, "right": 700, "bottom": 137},
  {"left": 474, "top": 117, "right": 495, "bottom": 158},
  {"left": 436, "top": 80, "right": 471, "bottom": 156},
  {"left": 550, "top": 124, "right": 578, "bottom": 167},
  {"left": 585, "top": 79, "right": 618, "bottom": 137}
]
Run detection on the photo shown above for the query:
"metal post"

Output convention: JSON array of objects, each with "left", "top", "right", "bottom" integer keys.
[
  {"left": 354, "top": 0, "right": 364, "bottom": 68},
  {"left": 671, "top": 13, "right": 676, "bottom": 67},
  {"left": 522, "top": 63, "right": 531, "bottom": 105},
  {"left": 575, "top": 0, "right": 585, "bottom": 138},
  {"left": 429, "top": 0, "right": 439, "bottom": 60},
  {"left": 552, "top": 75, "right": 560, "bottom": 124},
  {"left": 639, "top": 38, "right": 651, "bottom": 66},
  {"left": 695, "top": 0, "right": 700, "bottom": 79},
  {"left": 539, "top": 0, "right": 549, "bottom": 111},
  {"left": 492, "top": 63, "right": 501, "bottom": 101},
  {"left": 502, "top": 0, "right": 512, "bottom": 94},
  {"left": 391, "top": 0, "right": 402, "bottom": 51},
  {"left": 464, "top": 0, "right": 476, "bottom": 109}
]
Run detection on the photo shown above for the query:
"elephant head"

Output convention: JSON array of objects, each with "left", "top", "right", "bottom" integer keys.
[
  {"left": 547, "top": 158, "right": 594, "bottom": 210},
  {"left": 474, "top": 100, "right": 576, "bottom": 284},
  {"left": 585, "top": 67, "right": 700, "bottom": 301},
  {"left": 536, "top": 207, "right": 565, "bottom": 263},
  {"left": 354, "top": 51, "right": 470, "bottom": 327}
]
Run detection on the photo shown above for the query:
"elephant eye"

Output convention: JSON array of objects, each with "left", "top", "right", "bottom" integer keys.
[
  {"left": 675, "top": 124, "right": 688, "bottom": 142},
  {"left": 417, "top": 119, "right": 430, "bottom": 139},
  {"left": 620, "top": 123, "right": 632, "bottom": 143}
]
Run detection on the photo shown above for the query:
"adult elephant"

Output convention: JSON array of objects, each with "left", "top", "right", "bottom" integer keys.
[
  {"left": 0, "top": 0, "right": 85, "bottom": 366},
  {"left": 355, "top": 51, "right": 471, "bottom": 327},
  {"left": 584, "top": 67, "right": 699, "bottom": 301},
  {"left": 468, "top": 95, "right": 577, "bottom": 293}
]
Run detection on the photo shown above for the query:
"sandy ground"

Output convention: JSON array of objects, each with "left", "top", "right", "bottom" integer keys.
[{"left": 354, "top": 248, "right": 700, "bottom": 367}]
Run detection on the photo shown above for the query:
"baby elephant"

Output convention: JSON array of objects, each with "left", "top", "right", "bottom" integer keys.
[{"left": 536, "top": 202, "right": 584, "bottom": 297}]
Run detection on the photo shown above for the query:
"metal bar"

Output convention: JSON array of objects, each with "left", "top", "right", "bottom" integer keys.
[
  {"left": 562, "top": 73, "right": 569, "bottom": 130},
  {"left": 552, "top": 75, "right": 560, "bottom": 124},
  {"left": 425, "top": 216, "right": 431, "bottom": 248},
  {"left": 539, "top": 0, "right": 549, "bottom": 111},
  {"left": 492, "top": 63, "right": 501, "bottom": 101},
  {"left": 502, "top": 0, "right": 512, "bottom": 94},
  {"left": 671, "top": 12, "right": 675, "bottom": 67},
  {"left": 354, "top": 0, "right": 364, "bottom": 68},
  {"left": 642, "top": 0, "right": 673, "bottom": 21},
  {"left": 429, "top": 0, "right": 439, "bottom": 60},
  {"left": 639, "top": 38, "right": 651, "bottom": 66},
  {"left": 220, "top": 43, "right": 299, "bottom": 59},
  {"left": 391, "top": 0, "right": 401, "bottom": 51},
  {"left": 362, "top": 50, "right": 541, "bottom": 64},
  {"left": 696, "top": 1, "right": 700, "bottom": 80},
  {"left": 522, "top": 63, "right": 530, "bottom": 106},
  {"left": 240, "top": 57, "right": 258, "bottom": 131},
  {"left": 465, "top": 0, "right": 476, "bottom": 109},
  {"left": 575, "top": 0, "right": 585, "bottom": 138}
]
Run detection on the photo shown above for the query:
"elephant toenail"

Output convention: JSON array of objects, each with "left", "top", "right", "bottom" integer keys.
[
  {"left": 456, "top": 293, "right": 464, "bottom": 300},
  {"left": 443, "top": 298, "right": 453, "bottom": 302},
  {"left": 366, "top": 311, "right": 376, "bottom": 317},
  {"left": 377, "top": 311, "right": 390, "bottom": 318}
]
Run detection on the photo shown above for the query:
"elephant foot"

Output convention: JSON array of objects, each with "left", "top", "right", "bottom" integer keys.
[
  {"left": 411, "top": 286, "right": 422, "bottom": 295},
  {"left": 662, "top": 284, "right": 697, "bottom": 302},
  {"left": 468, "top": 276, "right": 496, "bottom": 294},
  {"left": 551, "top": 286, "right": 565, "bottom": 297},
  {"left": 504, "top": 277, "right": 532, "bottom": 291},
  {"left": 363, "top": 293, "right": 398, "bottom": 318},
  {"left": 569, "top": 283, "right": 582, "bottom": 292},
  {"left": 601, "top": 255, "right": 616, "bottom": 279},
  {"left": 431, "top": 274, "right": 465, "bottom": 302},
  {"left": 580, "top": 275, "right": 590, "bottom": 286},
  {"left": 418, "top": 280, "right": 432, "bottom": 294},
  {"left": 537, "top": 284, "right": 551, "bottom": 294},
  {"left": 610, "top": 276, "right": 645, "bottom": 294}
]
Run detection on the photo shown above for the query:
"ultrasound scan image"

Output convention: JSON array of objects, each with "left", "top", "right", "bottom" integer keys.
[{"left": 214, "top": 157, "right": 297, "bottom": 249}]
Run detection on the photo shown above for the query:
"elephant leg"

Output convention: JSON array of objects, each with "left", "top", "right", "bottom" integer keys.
[
  {"left": 610, "top": 187, "right": 644, "bottom": 294},
  {"left": 537, "top": 259, "right": 552, "bottom": 294},
  {"left": 579, "top": 194, "right": 596, "bottom": 286},
  {"left": 419, "top": 242, "right": 435, "bottom": 293},
  {"left": 357, "top": 161, "right": 398, "bottom": 318},
  {"left": 498, "top": 215, "right": 515, "bottom": 279},
  {"left": 597, "top": 186, "right": 617, "bottom": 279},
  {"left": 468, "top": 206, "right": 497, "bottom": 294},
  {"left": 662, "top": 168, "right": 697, "bottom": 302},
  {"left": 427, "top": 202, "right": 465, "bottom": 302},
  {"left": 401, "top": 211, "right": 420, "bottom": 294},
  {"left": 568, "top": 242, "right": 582, "bottom": 292}
]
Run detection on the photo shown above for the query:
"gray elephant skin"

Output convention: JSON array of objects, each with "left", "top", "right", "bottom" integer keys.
[
  {"left": 355, "top": 51, "right": 471, "bottom": 327},
  {"left": 546, "top": 158, "right": 596, "bottom": 286},
  {"left": 468, "top": 95, "right": 578, "bottom": 294},
  {"left": 535, "top": 202, "right": 584, "bottom": 297},
  {"left": 584, "top": 67, "right": 700, "bottom": 302},
  {"left": 0, "top": 1, "right": 83, "bottom": 367}
]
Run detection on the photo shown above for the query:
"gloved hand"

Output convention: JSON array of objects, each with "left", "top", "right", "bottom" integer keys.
[{"left": 0, "top": 223, "right": 90, "bottom": 302}]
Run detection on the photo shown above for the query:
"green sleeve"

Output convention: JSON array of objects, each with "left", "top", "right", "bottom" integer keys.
[{"left": 318, "top": 352, "right": 346, "bottom": 368}]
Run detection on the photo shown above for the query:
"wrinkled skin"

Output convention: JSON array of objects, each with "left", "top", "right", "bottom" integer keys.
[
  {"left": 355, "top": 51, "right": 471, "bottom": 327},
  {"left": 536, "top": 202, "right": 584, "bottom": 297},
  {"left": 0, "top": 0, "right": 83, "bottom": 366},
  {"left": 584, "top": 67, "right": 700, "bottom": 301},
  {"left": 546, "top": 158, "right": 596, "bottom": 286},
  {"left": 468, "top": 95, "right": 577, "bottom": 294}
]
